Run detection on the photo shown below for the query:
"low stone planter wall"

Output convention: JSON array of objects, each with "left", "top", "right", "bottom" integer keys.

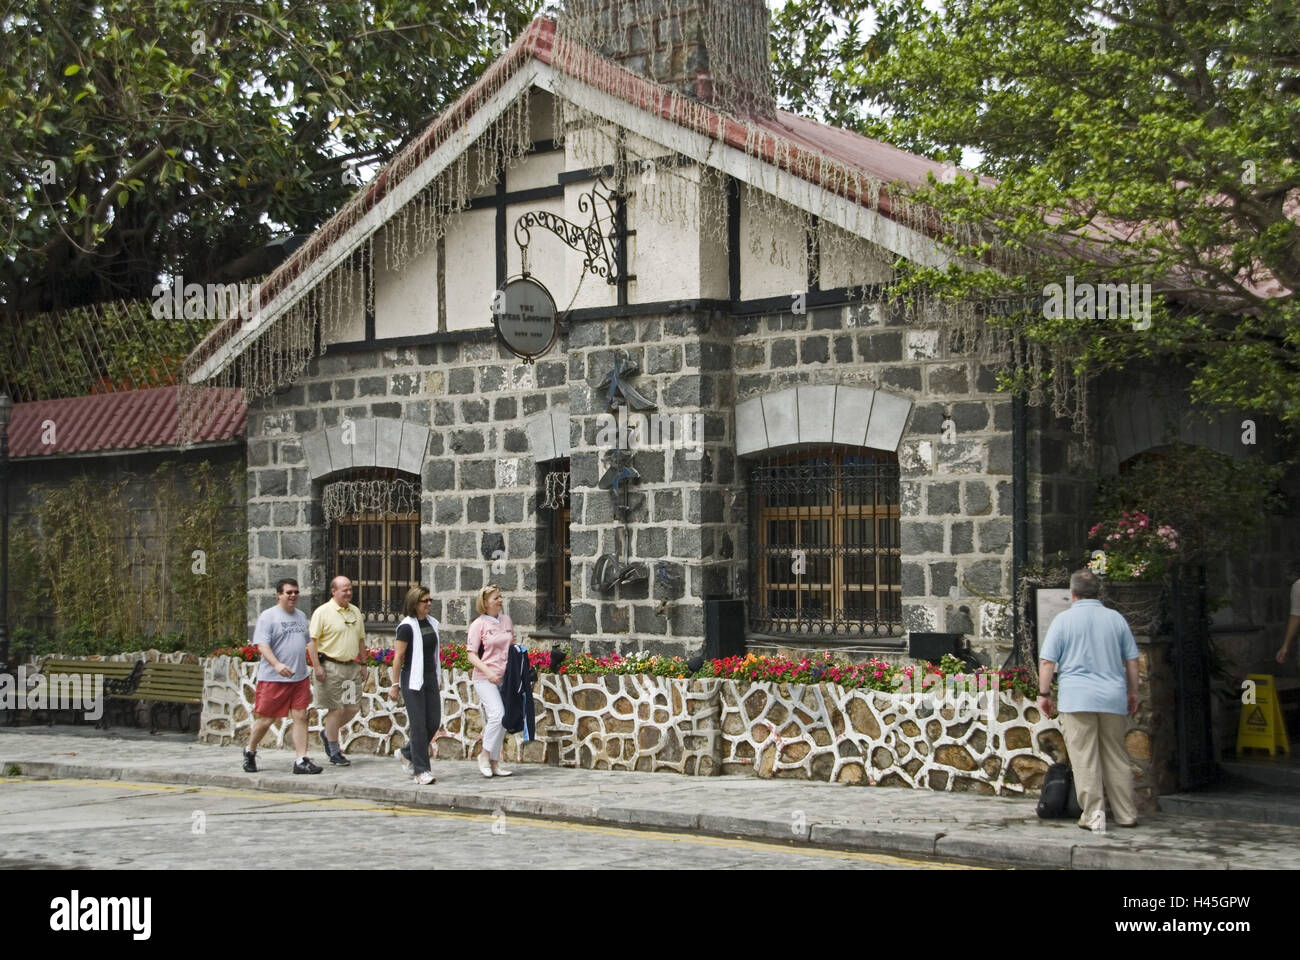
[
  {"left": 538, "top": 674, "right": 721, "bottom": 775},
  {"left": 200, "top": 658, "right": 547, "bottom": 763},
  {"left": 718, "top": 681, "right": 1064, "bottom": 795},
  {"left": 199, "top": 660, "right": 1074, "bottom": 796}
]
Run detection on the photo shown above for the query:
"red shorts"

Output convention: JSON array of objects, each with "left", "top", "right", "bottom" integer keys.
[{"left": 253, "top": 677, "right": 311, "bottom": 718}]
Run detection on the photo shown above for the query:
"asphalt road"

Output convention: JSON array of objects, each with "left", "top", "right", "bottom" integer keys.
[{"left": 0, "top": 777, "right": 983, "bottom": 870}]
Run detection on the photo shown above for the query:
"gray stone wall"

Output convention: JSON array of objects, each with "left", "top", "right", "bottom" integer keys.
[
  {"left": 565, "top": 309, "right": 734, "bottom": 658},
  {"left": 1026, "top": 403, "right": 1093, "bottom": 567},
  {"left": 245, "top": 337, "right": 567, "bottom": 644},
  {"left": 244, "top": 299, "right": 1059, "bottom": 662},
  {"left": 727, "top": 301, "right": 1016, "bottom": 660}
]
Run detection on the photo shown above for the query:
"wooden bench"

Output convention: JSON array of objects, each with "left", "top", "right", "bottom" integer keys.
[
  {"left": 115, "top": 662, "right": 204, "bottom": 734},
  {"left": 34, "top": 659, "right": 144, "bottom": 728}
]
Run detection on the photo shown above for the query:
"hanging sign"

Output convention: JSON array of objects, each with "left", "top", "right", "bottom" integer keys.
[{"left": 491, "top": 276, "right": 558, "bottom": 363}]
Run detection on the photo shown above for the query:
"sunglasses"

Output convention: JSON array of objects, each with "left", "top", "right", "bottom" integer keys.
[{"left": 419, "top": 598, "right": 432, "bottom": 603}]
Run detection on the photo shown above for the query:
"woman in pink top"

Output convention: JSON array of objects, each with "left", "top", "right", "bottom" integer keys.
[{"left": 466, "top": 584, "right": 515, "bottom": 778}]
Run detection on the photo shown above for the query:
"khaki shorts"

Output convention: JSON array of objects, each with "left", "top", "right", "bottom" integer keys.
[{"left": 313, "top": 659, "right": 364, "bottom": 711}]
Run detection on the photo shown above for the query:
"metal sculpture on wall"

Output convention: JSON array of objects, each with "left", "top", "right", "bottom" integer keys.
[
  {"left": 591, "top": 351, "right": 654, "bottom": 595},
  {"left": 598, "top": 355, "right": 655, "bottom": 410},
  {"left": 513, "top": 178, "right": 622, "bottom": 286}
]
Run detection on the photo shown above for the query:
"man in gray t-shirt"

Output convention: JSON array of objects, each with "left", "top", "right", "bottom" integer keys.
[
  {"left": 242, "top": 580, "right": 321, "bottom": 775},
  {"left": 254, "top": 605, "right": 309, "bottom": 683}
]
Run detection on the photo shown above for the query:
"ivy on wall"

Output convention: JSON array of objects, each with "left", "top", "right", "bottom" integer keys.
[{"left": 9, "top": 460, "right": 245, "bottom": 659}]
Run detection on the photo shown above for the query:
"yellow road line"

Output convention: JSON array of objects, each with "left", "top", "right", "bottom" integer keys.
[{"left": 0, "top": 777, "right": 985, "bottom": 869}]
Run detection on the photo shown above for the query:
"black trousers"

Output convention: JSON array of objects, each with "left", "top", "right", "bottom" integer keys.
[{"left": 399, "top": 669, "right": 442, "bottom": 775}]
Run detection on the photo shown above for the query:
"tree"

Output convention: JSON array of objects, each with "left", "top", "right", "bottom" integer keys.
[
  {"left": 771, "top": 0, "right": 1300, "bottom": 431},
  {"left": 0, "top": 0, "right": 538, "bottom": 315}
]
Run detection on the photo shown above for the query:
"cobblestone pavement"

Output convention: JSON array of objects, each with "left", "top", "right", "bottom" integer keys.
[
  {"left": 1, "top": 728, "right": 1295, "bottom": 869},
  {"left": 0, "top": 779, "right": 977, "bottom": 870}
]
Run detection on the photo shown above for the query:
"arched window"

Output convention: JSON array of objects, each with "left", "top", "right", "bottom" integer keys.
[
  {"left": 323, "top": 467, "right": 420, "bottom": 623},
  {"left": 748, "top": 446, "right": 901, "bottom": 637}
]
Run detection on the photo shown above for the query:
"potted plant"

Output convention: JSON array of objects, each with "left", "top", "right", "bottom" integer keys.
[
  {"left": 1086, "top": 509, "right": 1180, "bottom": 633},
  {"left": 1087, "top": 444, "right": 1286, "bottom": 627}
]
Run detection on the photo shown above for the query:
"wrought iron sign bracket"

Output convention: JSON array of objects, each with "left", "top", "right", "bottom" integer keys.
[{"left": 512, "top": 178, "right": 633, "bottom": 287}]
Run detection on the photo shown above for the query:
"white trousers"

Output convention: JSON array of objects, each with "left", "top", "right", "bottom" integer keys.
[{"left": 474, "top": 680, "right": 505, "bottom": 761}]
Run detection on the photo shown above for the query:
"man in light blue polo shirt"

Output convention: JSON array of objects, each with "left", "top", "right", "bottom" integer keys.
[{"left": 1039, "top": 568, "right": 1141, "bottom": 829}]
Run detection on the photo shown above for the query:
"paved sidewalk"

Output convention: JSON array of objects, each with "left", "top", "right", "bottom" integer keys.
[{"left": 0, "top": 727, "right": 1293, "bottom": 869}]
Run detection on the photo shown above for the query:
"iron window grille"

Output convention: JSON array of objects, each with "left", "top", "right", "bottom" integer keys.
[
  {"left": 329, "top": 469, "right": 420, "bottom": 624},
  {"left": 537, "top": 462, "right": 572, "bottom": 628},
  {"left": 748, "top": 446, "right": 902, "bottom": 637}
]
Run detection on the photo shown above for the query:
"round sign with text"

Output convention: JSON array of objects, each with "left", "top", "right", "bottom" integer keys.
[{"left": 491, "top": 276, "right": 558, "bottom": 362}]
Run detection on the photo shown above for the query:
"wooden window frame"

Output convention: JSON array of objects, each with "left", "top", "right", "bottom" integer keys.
[
  {"left": 749, "top": 446, "right": 901, "bottom": 637},
  {"left": 331, "top": 511, "right": 420, "bottom": 625}
]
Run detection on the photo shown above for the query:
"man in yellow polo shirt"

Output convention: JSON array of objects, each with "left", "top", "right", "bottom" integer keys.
[{"left": 307, "top": 576, "right": 366, "bottom": 766}]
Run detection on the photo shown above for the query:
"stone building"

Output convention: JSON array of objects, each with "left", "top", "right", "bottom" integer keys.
[{"left": 183, "top": 1, "right": 1296, "bottom": 690}]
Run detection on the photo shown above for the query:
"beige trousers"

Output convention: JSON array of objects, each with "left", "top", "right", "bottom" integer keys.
[{"left": 1060, "top": 711, "right": 1139, "bottom": 826}]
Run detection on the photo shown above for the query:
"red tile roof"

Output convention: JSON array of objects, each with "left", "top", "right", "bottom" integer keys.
[{"left": 8, "top": 386, "right": 245, "bottom": 459}]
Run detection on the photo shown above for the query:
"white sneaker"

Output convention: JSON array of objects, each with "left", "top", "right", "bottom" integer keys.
[
  {"left": 1089, "top": 809, "right": 1107, "bottom": 833},
  {"left": 397, "top": 751, "right": 412, "bottom": 776},
  {"left": 415, "top": 771, "right": 435, "bottom": 785},
  {"left": 478, "top": 752, "right": 494, "bottom": 778},
  {"left": 490, "top": 761, "right": 512, "bottom": 778}
]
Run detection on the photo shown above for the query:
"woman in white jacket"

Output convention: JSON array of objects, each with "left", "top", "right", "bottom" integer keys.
[{"left": 388, "top": 585, "right": 441, "bottom": 784}]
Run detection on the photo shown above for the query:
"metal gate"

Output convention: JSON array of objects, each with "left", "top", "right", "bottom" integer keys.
[{"left": 1169, "top": 564, "right": 1216, "bottom": 790}]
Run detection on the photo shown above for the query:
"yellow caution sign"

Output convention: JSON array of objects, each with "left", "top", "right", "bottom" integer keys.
[{"left": 1236, "top": 674, "right": 1290, "bottom": 756}]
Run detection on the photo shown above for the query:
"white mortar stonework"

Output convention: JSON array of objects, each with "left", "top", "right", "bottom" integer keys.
[
  {"left": 717, "top": 681, "right": 1063, "bottom": 794},
  {"left": 538, "top": 673, "right": 720, "bottom": 774},
  {"left": 200, "top": 659, "right": 546, "bottom": 763},
  {"left": 199, "top": 660, "right": 1065, "bottom": 793}
]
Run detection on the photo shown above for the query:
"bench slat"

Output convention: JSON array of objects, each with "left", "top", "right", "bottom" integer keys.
[{"left": 42, "top": 661, "right": 137, "bottom": 676}]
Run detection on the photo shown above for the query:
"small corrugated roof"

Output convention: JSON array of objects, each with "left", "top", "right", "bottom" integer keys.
[{"left": 8, "top": 386, "right": 245, "bottom": 459}]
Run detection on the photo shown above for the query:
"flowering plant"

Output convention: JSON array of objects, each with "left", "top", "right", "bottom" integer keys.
[
  {"left": 556, "top": 651, "right": 691, "bottom": 678},
  {"left": 694, "top": 652, "right": 911, "bottom": 691},
  {"left": 439, "top": 643, "right": 472, "bottom": 672},
  {"left": 211, "top": 645, "right": 260, "bottom": 662},
  {"left": 990, "top": 665, "right": 1040, "bottom": 699},
  {"left": 360, "top": 647, "right": 396, "bottom": 667},
  {"left": 1087, "top": 509, "right": 1179, "bottom": 581},
  {"left": 408, "top": 644, "right": 1039, "bottom": 697}
]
